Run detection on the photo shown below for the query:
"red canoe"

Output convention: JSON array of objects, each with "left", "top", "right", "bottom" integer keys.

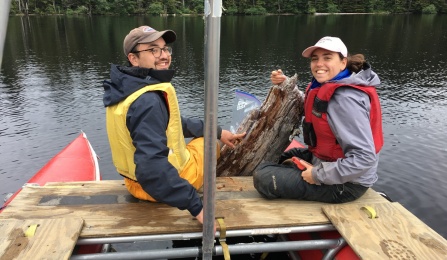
[
  {"left": 1, "top": 133, "right": 359, "bottom": 259},
  {"left": 1, "top": 132, "right": 100, "bottom": 212}
]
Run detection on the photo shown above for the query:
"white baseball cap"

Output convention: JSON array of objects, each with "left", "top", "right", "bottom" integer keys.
[{"left": 302, "top": 36, "right": 348, "bottom": 58}]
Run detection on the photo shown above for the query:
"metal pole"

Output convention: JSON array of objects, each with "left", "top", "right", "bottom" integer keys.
[
  {"left": 71, "top": 247, "right": 201, "bottom": 260},
  {"left": 71, "top": 239, "right": 341, "bottom": 260},
  {"left": 0, "top": 0, "right": 12, "bottom": 69},
  {"left": 76, "top": 224, "right": 336, "bottom": 245},
  {"left": 322, "top": 237, "right": 347, "bottom": 260},
  {"left": 203, "top": 0, "right": 222, "bottom": 259},
  {"left": 214, "top": 239, "right": 341, "bottom": 255}
]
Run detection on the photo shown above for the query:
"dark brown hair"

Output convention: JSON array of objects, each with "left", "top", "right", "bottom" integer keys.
[
  {"left": 126, "top": 44, "right": 141, "bottom": 67},
  {"left": 345, "top": 53, "right": 366, "bottom": 73}
]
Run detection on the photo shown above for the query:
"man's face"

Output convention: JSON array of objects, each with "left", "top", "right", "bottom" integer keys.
[{"left": 128, "top": 37, "right": 171, "bottom": 70}]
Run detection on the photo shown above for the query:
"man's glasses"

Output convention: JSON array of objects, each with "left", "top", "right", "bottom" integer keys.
[{"left": 133, "top": 46, "right": 172, "bottom": 58}]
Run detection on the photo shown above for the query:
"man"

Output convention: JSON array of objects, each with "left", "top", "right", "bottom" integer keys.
[{"left": 103, "top": 25, "right": 244, "bottom": 224}]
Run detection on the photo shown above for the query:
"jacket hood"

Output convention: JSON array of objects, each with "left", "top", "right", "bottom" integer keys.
[
  {"left": 103, "top": 64, "right": 175, "bottom": 107},
  {"left": 335, "top": 63, "right": 380, "bottom": 87}
]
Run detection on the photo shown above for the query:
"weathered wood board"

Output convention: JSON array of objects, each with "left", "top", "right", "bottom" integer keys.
[
  {"left": 216, "top": 75, "right": 304, "bottom": 176},
  {"left": 322, "top": 202, "right": 447, "bottom": 259},
  {"left": 0, "top": 177, "right": 386, "bottom": 238},
  {"left": 0, "top": 218, "right": 83, "bottom": 260}
]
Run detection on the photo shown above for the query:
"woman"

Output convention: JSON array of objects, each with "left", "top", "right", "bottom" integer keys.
[{"left": 253, "top": 36, "right": 384, "bottom": 203}]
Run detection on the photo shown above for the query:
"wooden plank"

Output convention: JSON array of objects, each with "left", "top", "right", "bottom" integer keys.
[
  {"left": 216, "top": 176, "right": 257, "bottom": 192},
  {"left": 322, "top": 202, "right": 447, "bottom": 259},
  {"left": 0, "top": 178, "right": 388, "bottom": 238},
  {"left": 0, "top": 218, "right": 83, "bottom": 260},
  {"left": 43, "top": 178, "right": 255, "bottom": 193}
]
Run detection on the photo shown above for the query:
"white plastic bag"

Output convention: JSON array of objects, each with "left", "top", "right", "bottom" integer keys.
[{"left": 229, "top": 90, "right": 261, "bottom": 134}]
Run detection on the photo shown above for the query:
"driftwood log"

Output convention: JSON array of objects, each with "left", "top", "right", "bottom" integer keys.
[{"left": 216, "top": 74, "right": 304, "bottom": 177}]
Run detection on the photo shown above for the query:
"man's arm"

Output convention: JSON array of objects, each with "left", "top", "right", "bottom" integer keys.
[
  {"left": 181, "top": 117, "right": 245, "bottom": 148},
  {"left": 181, "top": 116, "right": 222, "bottom": 139}
]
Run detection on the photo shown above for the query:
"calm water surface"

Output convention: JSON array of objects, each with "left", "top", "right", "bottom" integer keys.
[{"left": 1, "top": 15, "right": 447, "bottom": 238}]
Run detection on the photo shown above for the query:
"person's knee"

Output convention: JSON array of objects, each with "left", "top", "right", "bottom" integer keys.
[
  {"left": 252, "top": 168, "right": 263, "bottom": 190},
  {"left": 253, "top": 162, "right": 274, "bottom": 182},
  {"left": 253, "top": 163, "right": 279, "bottom": 197},
  {"left": 255, "top": 162, "right": 276, "bottom": 172}
]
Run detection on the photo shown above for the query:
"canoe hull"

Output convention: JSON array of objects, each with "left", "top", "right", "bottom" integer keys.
[
  {"left": 1, "top": 132, "right": 100, "bottom": 211},
  {"left": 27, "top": 132, "right": 100, "bottom": 185}
]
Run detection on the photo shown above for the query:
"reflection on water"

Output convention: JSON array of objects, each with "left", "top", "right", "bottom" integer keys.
[{"left": 1, "top": 15, "right": 446, "bottom": 238}]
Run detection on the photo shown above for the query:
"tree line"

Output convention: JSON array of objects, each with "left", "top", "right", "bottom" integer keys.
[{"left": 10, "top": 0, "right": 447, "bottom": 16}]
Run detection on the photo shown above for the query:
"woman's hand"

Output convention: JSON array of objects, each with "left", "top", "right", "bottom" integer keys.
[
  {"left": 220, "top": 130, "right": 246, "bottom": 149},
  {"left": 271, "top": 69, "right": 287, "bottom": 85},
  {"left": 300, "top": 159, "right": 316, "bottom": 184}
]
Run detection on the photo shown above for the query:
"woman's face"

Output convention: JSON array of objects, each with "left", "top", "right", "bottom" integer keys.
[{"left": 310, "top": 48, "right": 347, "bottom": 83}]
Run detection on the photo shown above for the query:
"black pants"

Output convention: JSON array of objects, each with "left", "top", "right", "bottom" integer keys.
[{"left": 253, "top": 162, "right": 368, "bottom": 203}]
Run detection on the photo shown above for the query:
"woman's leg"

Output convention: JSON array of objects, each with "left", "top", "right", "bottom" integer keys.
[{"left": 253, "top": 162, "right": 367, "bottom": 203}]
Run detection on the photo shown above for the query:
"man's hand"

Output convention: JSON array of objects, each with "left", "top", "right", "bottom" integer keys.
[
  {"left": 195, "top": 209, "right": 216, "bottom": 233},
  {"left": 195, "top": 209, "right": 204, "bottom": 224},
  {"left": 300, "top": 159, "right": 316, "bottom": 184},
  {"left": 220, "top": 130, "right": 246, "bottom": 149},
  {"left": 271, "top": 69, "right": 287, "bottom": 85}
]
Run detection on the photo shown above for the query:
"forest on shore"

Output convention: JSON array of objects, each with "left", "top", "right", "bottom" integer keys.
[{"left": 10, "top": 0, "right": 447, "bottom": 16}]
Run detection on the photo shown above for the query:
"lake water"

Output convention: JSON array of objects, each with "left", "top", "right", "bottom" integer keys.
[{"left": 1, "top": 14, "right": 447, "bottom": 239}]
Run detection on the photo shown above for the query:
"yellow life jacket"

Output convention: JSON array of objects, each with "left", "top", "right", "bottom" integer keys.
[{"left": 106, "top": 82, "right": 190, "bottom": 181}]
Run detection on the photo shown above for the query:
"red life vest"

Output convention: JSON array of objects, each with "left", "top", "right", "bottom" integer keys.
[{"left": 303, "top": 82, "right": 384, "bottom": 162}]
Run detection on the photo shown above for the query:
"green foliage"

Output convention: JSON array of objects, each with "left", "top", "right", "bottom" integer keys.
[
  {"left": 393, "top": 0, "right": 407, "bottom": 13},
  {"left": 66, "top": 6, "right": 89, "bottom": 15},
  {"left": 327, "top": 3, "right": 339, "bottom": 13},
  {"left": 365, "top": 0, "right": 387, "bottom": 13},
  {"left": 308, "top": 7, "right": 316, "bottom": 14},
  {"left": 92, "top": 0, "right": 111, "bottom": 15},
  {"left": 66, "top": 8, "right": 75, "bottom": 15},
  {"left": 7, "top": 0, "right": 447, "bottom": 15},
  {"left": 422, "top": 4, "right": 437, "bottom": 13},
  {"left": 33, "top": 8, "right": 43, "bottom": 15},
  {"left": 148, "top": 2, "right": 164, "bottom": 15},
  {"left": 191, "top": 0, "right": 204, "bottom": 14},
  {"left": 45, "top": 6, "right": 56, "bottom": 14},
  {"left": 179, "top": 8, "right": 191, "bottom": 14},
  {"left": 78, "top": 6, "right": 89, "bottom": 15},
  {"left": 164, "top": 0, "right": 178, "bottom": 14},
  {"left": 244, "top": 6, "right": 267, "bottom": 15},
  {"left": 224, "top": 6, "right": 239, "bottom": 15}
]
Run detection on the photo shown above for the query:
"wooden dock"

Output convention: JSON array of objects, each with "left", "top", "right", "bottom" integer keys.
[{"left": 1, "top": 177, "right": 446, "bottom": 259}]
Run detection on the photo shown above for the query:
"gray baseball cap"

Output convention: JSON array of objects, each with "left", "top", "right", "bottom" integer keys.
[{"left": 123, "top": 25, "right": 176, "bottom": 56}]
